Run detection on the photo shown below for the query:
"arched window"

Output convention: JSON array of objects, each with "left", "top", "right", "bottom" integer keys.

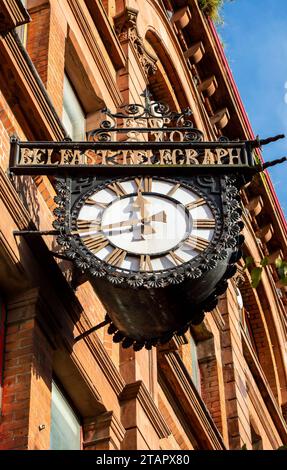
[
  {"left": 238, "top": 274, "right": 279, "bottom": 399},
  {"left": 146, "top": 30, "right": 190, "bottom": 111}
]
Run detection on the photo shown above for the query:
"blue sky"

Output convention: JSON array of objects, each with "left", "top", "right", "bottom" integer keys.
[{"left": 218, "top": 0, "right": 287, "bottom": 217}]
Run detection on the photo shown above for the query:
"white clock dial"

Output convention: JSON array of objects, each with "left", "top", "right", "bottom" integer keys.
[
  {"left": 100, "top": 194, "right": 189, "bottom": 255},
  {"left": 75, "top": 178, "right": 216, "bottom": 272}
]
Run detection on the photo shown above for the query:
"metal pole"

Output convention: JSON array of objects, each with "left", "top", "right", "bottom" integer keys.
[
  {"left": 13, "top": 230, "right": 60, "bottom": 236},
  {"left": 74, "top": 319, "right": 110, "bottom": 342}
]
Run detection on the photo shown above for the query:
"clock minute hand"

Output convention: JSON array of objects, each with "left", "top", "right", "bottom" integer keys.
[
  {"left": 101, "top": 217, "right": 140, "bottom": 231},
  {"left": 101, "top": 220, "right": 156, "bottom": 235},
  {"left": 101, "top": 211, "right": 167, "bottom": 231},
  {"left": 143, "top": 210, "right": 167, "bottom": 224}
]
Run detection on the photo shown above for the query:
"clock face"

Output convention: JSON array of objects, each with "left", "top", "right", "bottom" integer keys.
[{"left": 72, "top": 177, "right": 218, "bottom": 273}]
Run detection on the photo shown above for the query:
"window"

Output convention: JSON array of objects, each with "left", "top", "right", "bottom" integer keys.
[
  {"left": 237, "top": 287, "right": 258, "bottom": 354},
  {"left": 17, "top": 0, "right": 28, "bottom": 46},
  {"left": 240, "top": 307, "right": 258, "bottom": 354},
  {"left": 62, "top": 74, "right": 86, "bottom": 141},
  {"left": 50, "top": 381, "right": 81, "bottom": 450},
  {"left": 190, "top": 336, "right": 201, "bottom": 393}
]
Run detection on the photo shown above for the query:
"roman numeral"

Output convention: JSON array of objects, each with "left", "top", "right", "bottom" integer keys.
[
  {"left": 185, "top": 235, "right": 209, "bottom": 251},
  {"left": 81, "top": 234, "right": 109, "bottom": 253},
  {"left": 186, "top": 198, "right": 206, "bottom": 211},
  {"left": 140, "top": 255, "right": 153, "bottom": 271},
  {"left": 85, "top": 198, "right": 108, "bottom": 209},
  {"left": 71, "top": 218, "right": 102, "bottom": 236},
  {"left": 193, "top": 219, "right": 215, "bottom": 229},
  {"left": 75, "top": 219, "right": 101, "bottom": 234},
  {"left": 134, "top": 177, "right": 152, "bottom": 192},
  {"left": 166, "top": 183, "right": 181, "bottom": 197},
  {"left": 105, "top": 248, "right": 127, "bottom": 267},
  {"left": 168, "top": 250, "right": 185, "bottom": 266},
  {"left": 107, "top": 182, "right": 127, "bottom": 197}
]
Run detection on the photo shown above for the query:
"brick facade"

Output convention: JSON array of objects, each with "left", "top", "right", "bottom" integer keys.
[{"left": 0, "top": 0, "right": 287, "bottom": 451}]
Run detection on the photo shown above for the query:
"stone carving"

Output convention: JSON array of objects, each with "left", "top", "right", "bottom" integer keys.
[{"left": 114, "top": 8, "right": 157, "bottom": 77}]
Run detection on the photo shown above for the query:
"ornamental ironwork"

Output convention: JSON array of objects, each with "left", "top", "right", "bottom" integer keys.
[
  {"left": 9, "top": 98, "right": 286, "bottom": 351},
  {"left": 10, "top": 97, "right": 275, "bottom": 176}
]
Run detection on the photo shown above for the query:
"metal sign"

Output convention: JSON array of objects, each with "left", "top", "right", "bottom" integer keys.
[{"left": 10, "top": 99, "right": 279, "bottom": 177}]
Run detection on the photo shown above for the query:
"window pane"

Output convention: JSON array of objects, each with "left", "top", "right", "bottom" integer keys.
[
  {"left": 63, "top": 75, "right": 85, "bottom": 141},
  {"left": 50, "top": 381, "right": 81, "bottom": 450},
  {"left": 17, "top": 1, "right": 28, "bottom": 45},
  {"left": 190, "top": 336, "right": 201, "bottom": 393}
]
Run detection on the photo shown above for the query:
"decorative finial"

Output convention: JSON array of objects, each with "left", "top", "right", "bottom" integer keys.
[
  {"left": 254, "top": 134, "right": 285, "bottom": 148},
  {"left": 141, "top": 88, "right": 153, "bottom": 113},
  {"left": 262, "top": 156, "right": 287, "bottom": 170}
]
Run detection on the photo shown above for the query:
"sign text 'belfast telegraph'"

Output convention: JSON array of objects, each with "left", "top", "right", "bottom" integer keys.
[
  {"left": 17, "top": 145, "right": 246, "bottom": 167},
  {"left": 9, "top": 101, "right": 258, "bottom": 175}
]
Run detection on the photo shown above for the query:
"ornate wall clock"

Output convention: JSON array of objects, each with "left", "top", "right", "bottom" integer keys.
[
  {"left": 10, "top": 99, "right": 284, "bottom": 350},
  {"left": 54, "top": 173, "right": 243, "bottom": 350}
]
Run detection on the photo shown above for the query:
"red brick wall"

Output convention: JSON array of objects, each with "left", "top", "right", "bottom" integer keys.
[
  {"left": 0, "top": 290, "right": 53, "bottom": 450},
  {"left": 0, "top": 91, "right": 21, "bottom": 169},
  {"left": 240, "top": 279, "right": 278, "bottom": 398},
  {"left": 27, "top": 1, "right": 66, "bottom": 116},
  {"left": 27, "top": 4, "right": 50, "bottom": 86},
  {"left": 200, "top": 357, "right": 223, "bottom": 434},
  {"left": 0, "top": 319, "right": 34, "bottom": 450},
  {"left": 0, "top": 298, "right": 6, "bottom": 404}
]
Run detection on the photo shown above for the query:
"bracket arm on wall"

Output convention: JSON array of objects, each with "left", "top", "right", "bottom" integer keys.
[
  {"left": 13, "top": 230, "right": 60, "bottom": 236},
  {"left": 74, "top": 319, "right": 110, "bottom": 343},
  {"left": 262, "top": 156, "right": 287, "bottom": 170}
]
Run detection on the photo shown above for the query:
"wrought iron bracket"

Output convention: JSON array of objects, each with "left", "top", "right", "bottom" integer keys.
[
  {"left": 13, "top": 230, "right": 60, "bottom": 236},
  {"left": 262, "top": 156, "right": 287, "bottom": 170},
  {"left": 256, "top": 134, "right": 285, "bottom": 147},
  {"left": 74, "top": 319, "right": 110, "bottom": 343},
  {"left": 13, "top": 230, "right": 73, "bottom": 262},
  {"left": 12, "top": 230, "right": 91, "bottom": 285}
]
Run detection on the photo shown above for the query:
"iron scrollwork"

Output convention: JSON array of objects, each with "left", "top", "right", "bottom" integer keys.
[{"left": 87, "top": 97, "right": 204, "bottom": 144}]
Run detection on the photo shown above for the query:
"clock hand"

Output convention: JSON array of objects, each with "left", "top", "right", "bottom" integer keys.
[
  {"left": 101, "top": 211, "right": 167, "bottom": 231},
  {"left": 143, "top": 210, "right": 167, "bottom": 224},
  {"left": 141, "top": 210, "right": 167, "bottom": 236},
  {"left": 133, "top": 188, "right": 150, "bottom": 219},
  {"left": 101, "top": 217, "right": 140, "bottom": 230}
]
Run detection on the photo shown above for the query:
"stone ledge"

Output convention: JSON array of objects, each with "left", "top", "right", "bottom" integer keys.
[
  {"left": 0, "top": 0, "right": 30, "bottom": 33},
  {"left": 119, "top": 380, "right": 170, "bottom": 439},
  {"left": 158, "top": 350, "right": 225, "bottom": 449},
  {"left": 0, "top": 31, "right": 66, "bottom": 140},
  {"left": 83, "top": 411, "right": 125, "bottom": 450}
]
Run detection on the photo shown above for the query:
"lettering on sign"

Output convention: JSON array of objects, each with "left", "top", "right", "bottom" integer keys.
[
  {"left": 18, "top": 146, "right": 246, "bottom": 167},
  {"left": 10, "top": 100, "right": 256, "bottom": 172}
]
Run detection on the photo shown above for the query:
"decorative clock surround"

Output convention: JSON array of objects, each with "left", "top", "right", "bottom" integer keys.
[
  {"left": 52, "top": 173, "right": 244, "bottom": 349},
  {"left": 54, "top": 176, "right": 242, "bottom": 289}
]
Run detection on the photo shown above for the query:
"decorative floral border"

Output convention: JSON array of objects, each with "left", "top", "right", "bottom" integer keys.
[
  {"left": 53, "top": 174, "right": 244, "bottom": 350},
  {"left": 53, "top": 176, "right": 227, "bottom": 288}
]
